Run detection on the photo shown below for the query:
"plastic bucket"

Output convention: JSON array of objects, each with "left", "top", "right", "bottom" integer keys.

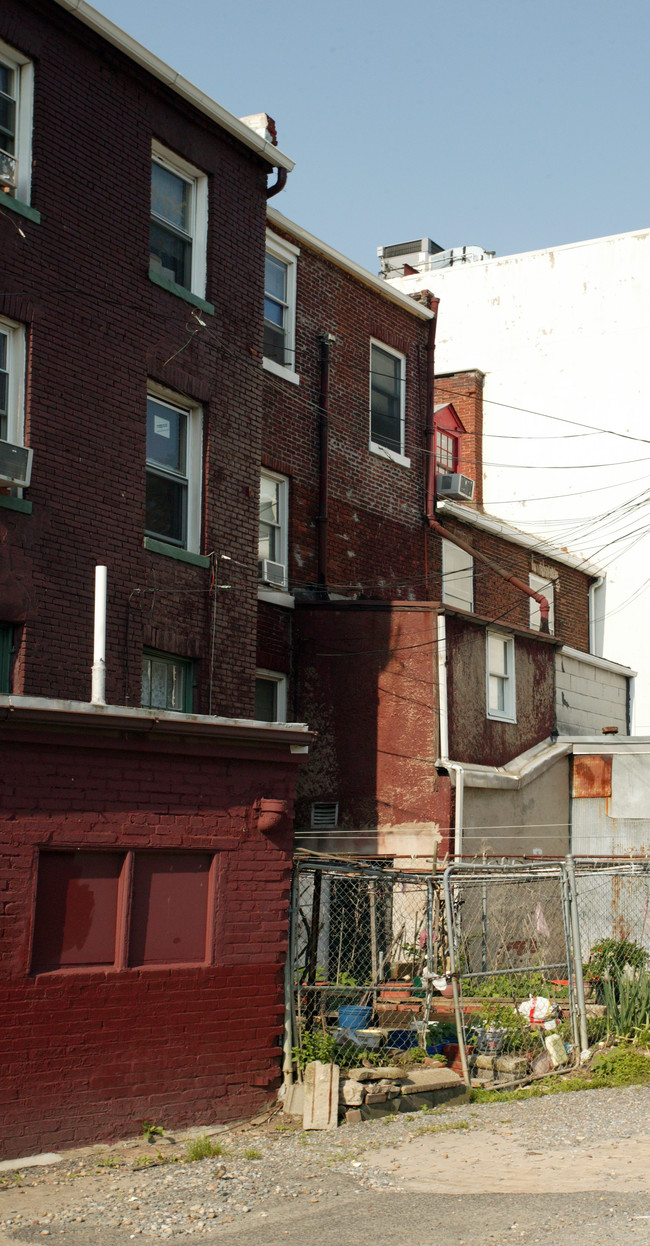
[
  {"left": 387, "top": 1030, "right": 418, "bottom": 1050},
  {"left": 338, "top": 1005, "right": 372, "bottom": 1031}
]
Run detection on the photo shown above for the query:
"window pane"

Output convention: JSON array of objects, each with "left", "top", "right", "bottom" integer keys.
[
  {"left": 129, "top": 853, "right": 211, "bottom": 965},
  {"left": 0, "top": 92, "right": 15, "bottom": 155},
  {"left": 142, "top": 653, "right": 189, "bottom": 712},
  {"left": 255, "top": 677, "right": 277, "bottom": 721},
  {"left": 146, "top": 471, "right": 187, "bottom": 545},
  {"left": 146, "top": 399, "right": 186, "bottom": 474},
  {"left": 263, "top": 320, "right": 286, "bottom": 365},
  {"left": 151, "top": 162, "right": 190, "bottom": 234},
  {"left": 488, "top": 635, "right": 508, "bottom": 676},
  {"left": 371, "top": 346, "right": 402, "bottom": 451},
  {"left": 265, "top": 255, "right": 287, "bottom": 302},
  {"left": 489, "top": 674, "right": 505, "bottom": 713},
  {"left": 32, "top": 852, "right": 122, "bottom": 972},
  {"left": 150, "top": 220, "right": 192, "bottom": 289},
  {"left": 259, "top": 475, "right": 279, "bottom": 523}
]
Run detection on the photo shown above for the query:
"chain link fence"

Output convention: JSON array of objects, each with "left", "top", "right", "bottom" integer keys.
[{"left": 287, "top": 856, "right": 650, "bottom": 1089}]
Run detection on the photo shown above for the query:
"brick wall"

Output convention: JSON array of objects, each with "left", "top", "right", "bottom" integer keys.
[
  {"left": 0, "top": 723, "right": 300, "bottom": 1158},
  {"left": 434, "top": 370, "right": 485, "bottom": 508},
  {"left": 0, "top": 0, "right": 270, "bottom": 717}
]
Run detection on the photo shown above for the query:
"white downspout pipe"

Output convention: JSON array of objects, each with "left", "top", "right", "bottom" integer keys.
[
  {"left": 91, "top": 565, "right": 107, "bottom": 706},
  {"left": 436, "top": 612, "right": 464, "bottom": 860},
  {"left": 588, "top": 575, "right": 605, "bottom": 656}
]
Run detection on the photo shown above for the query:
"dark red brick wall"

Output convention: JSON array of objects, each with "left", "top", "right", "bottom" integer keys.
[
  {"left": 0, "top": 0, "right": 270, "bottom": 717},
  {"left": 434, "top": 370, "right": 485, "bottom": 508},
  {"left": 0, "top": 726, "right": 300, "bottom": 1158}
]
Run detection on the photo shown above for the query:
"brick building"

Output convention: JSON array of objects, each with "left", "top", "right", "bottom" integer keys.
[
  {"left": 0, "top": 0, "right": 308, "bottom": 1158},
  {"left": 256, "top": 208, "right": 630, "bottom": 861}
]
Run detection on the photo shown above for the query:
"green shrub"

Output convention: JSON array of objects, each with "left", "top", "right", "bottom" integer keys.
[
  {"left": 603, "top": 967, "right": 650, "bottom": 1039},
  {"left": 185, "top": 1136, "right": 228, "bottom": 1162}
]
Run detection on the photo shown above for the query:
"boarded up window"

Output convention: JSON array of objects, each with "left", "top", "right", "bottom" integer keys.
[
  {"left": 129, "top": 853, "right": 211, "bottom": 965},
  {"left": 32, "top": 852, "right": 123, "bottom": 972}
]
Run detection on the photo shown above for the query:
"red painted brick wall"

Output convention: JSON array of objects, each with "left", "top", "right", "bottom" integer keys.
[
  {"left": 0, "top": 0, "right": 270, "bottom": 718},
  {"left": 434, "top": 370, "right": 485, "bottom": 508},
  {"left": 0, "top": 725, "right": 300, "bottom": 1158}
]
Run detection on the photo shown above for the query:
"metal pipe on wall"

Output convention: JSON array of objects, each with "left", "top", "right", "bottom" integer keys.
[
  {"left": 317, "top": 334, "right": 335, "bottom": 592},
  {"left": 91, "top": 565, "right": 107, "bottom": 706}
]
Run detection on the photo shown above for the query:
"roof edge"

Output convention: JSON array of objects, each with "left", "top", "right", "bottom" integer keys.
[
  {"left": 437, "top": 499, "right": 603, "bottom": 576},
  {"left": 53, "top": 0, "right": 294, "bottom": 171}
]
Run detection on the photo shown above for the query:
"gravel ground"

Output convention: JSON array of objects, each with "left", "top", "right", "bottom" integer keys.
[{"left": 1, "top": 1085, "right": 650, "bottom": 1241}]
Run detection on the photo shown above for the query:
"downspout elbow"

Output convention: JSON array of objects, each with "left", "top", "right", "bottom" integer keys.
[{"left": 266, "top": 167, "right": 287, "bottom": 199}]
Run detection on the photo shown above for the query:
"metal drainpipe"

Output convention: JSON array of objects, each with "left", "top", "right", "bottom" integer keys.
[
  {"left": 317, "top": 334, "right": 335, "bottom": 592},
  {"left": 424, "top": 298, "right": 440, "bottom": 520},
  {"left": 428, "top": 516, "right": 550, "bottom": 633},
  {"left": 91, "top": 565, "right": 107, "bottom": 706},
  {"left": 436, "top": 613, "right": 464, "bottom": 859},
  {"left": 588, "top": 575, "right": 605, "bottom": 655},
  {"left": 266, "top": 167, "right": 287, "bottom": 199}
]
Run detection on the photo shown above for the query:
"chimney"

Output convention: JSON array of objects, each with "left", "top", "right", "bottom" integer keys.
[{"left": 239, "top": 113, "right": 278, "bottom": 147}]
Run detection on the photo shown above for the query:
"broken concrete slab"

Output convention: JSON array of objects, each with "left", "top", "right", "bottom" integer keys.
[
  {"left": 0, "top": 1153, "right": 63, "bottom": 1173},
  {"left": 340, "top": 1079, "right": 364, "bottom": 1106},
  {"left": 303, "top": 1060, "right": 339, "bottom": 1130},
  {"left": 348, "top": 1066, "right": 403, "bottom": 1081},
  {"left": 400, "top": 1068, "right": 462, "bottom": 1093},
  {"left": 283, "top": 1080, "right": 305, "bottom": 1117}
]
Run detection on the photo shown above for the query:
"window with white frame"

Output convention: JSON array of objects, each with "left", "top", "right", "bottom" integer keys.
[
  {"left": 263, "top": 231, "right": 298, "bottom": 382},
  {"left": 369, "top": 341, "right": 407, "bottom": 464},
  {"left": 486, "top": 631, "right": 516, "bottom": 722},
  {"left": 436, "top": 430, "right": 458, "bottom": 473},
  {"left": 146, "top": 387, "right": 202, "bottom": 552},
  {"left": 0, "top": 40, "right": 33, "bottom": 205},
  {"left": 258, "top": 470, "right": 288, "bottom": 589},
  {"left": 529, "top": 573, "right": 555, "bottom": 635},
  {"left": 150, "top": 142, "right": 208, "bottom": 298},
  {"left": 442, "top": 539, "right": 473, "bottom": 611},
  {"left": 254, "top": 669, "right": 287, "bottom": 722},
  {"left": 0, "top": 316, "right": 25, "bottom": 446},
  {"left": 142, "top": 649, "right": 193, "bottom": 713}
]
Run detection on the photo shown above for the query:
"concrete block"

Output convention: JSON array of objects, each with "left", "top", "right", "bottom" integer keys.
[
  {"left": 494, "top": 1055, "right": 528, "bottom": 1076},
  {"left": 340, "top": 1078, "right": 364, "bottom": 1106},
  {"left": 303, "top": 1061, "right": 339, "bottom": 1130},
  {"left": 348, "top": 1066, "right": 403, "bottom": 1081},
  {"left": 283, "top": 1081, "right": 304, "bottom": 1117},
  {"left": 475, "top": 1054, "right": 496, "bottom": 1070},
  {"left": 345, "top": 1108, "right": 362, "bottom": 1124}
]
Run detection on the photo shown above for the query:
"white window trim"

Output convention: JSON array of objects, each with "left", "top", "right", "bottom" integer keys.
[
  {"left": 151, "top": 140, "right": 208, "bottom": 299},
  {"left": 255, "top": 668, "right": 288, "bottom": 723},
  {"left": 0, "top": 39, "right": 33, "bottom": 205},
  {"left": 442, "top": 539, "right": 473, "bottom": 611},
  {"left": 369, "top": 338, "right": 409, "bottom": 467},
  {"left": 0, "top": 315, "right": 26, "bottom": 448},
  {"left": 259, "top": 468, "right": 289, "bottom": 590},
  {"left": 263, "top": 229, "right": 299, "bottom": 385},
  {"left": 529, "top": 573, "right": 555, "bottom": 635},
  {"left": 486, "top": 630, "right": 516, "bottom": 723},
  {"left": 146, "top": 381, "right": 203, "bottom": 555}
]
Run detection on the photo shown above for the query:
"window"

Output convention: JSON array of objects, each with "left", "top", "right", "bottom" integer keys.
[
  {"left": 255, "top": 669, "right": 287, "bottom": 722},
  {"left": 0, "top": 624, "right": 13, "bottom": 692},
  {"left": 150, "top": 142, "right": 208, "bottom": 298},
  {"left": 436, "top": 430, "right": 458, "bottom": 473},
  {"left": 31, "top": 850, "right": 213, "bottom": 972},
  {"left": 0, "top": 40, "right": 33, "bottom": 206},
  {"left": 146, "top": 387, "right": 202, "bottom": 552},
  {"left": 0, "top": 316, "right": 26, "bottom": 445},
  {"left": 258, "top": 470, "right": 288, "bottom": 589},
  {"left": 486, "top": 632, "right": 516, "bottom": 722},
  {"left": 263, "top": 231, "right": 299, "bottom": 383},
  {"left": 529, "top": 573, "right": 555, "bottom": 635},
  {"left": 442, "top": 540, "right": 473, "bottom": 611},
  {"left": 369, "top": 340, "right": 408, "bottom": 466},
  {"left": 142, "top": 649, "right": 193, "bottom": 713}
]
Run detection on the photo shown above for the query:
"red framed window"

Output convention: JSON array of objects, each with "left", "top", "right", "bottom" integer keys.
[{"left": 31, "top": 850, "right": 214, "bottom": 973}]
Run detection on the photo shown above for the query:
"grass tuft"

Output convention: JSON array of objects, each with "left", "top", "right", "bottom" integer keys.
[{"left": 185, "top": 1136, "right": 229, "bottom": 1162}]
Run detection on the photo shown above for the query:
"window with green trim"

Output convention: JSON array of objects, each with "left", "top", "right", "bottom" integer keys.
[
  {"left": 141, "top": 649, "right": 193, "bottom": 713},
  {"left": 0, "top": 624, "right": 12, "bottom": 692}
]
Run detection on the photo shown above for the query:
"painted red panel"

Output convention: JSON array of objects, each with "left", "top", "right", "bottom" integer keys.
[
  {"left": 129, "top": 853, "right": 211, "bottom": 965},
  {"left": 31, "top": 852, "right": 123, "bottom": 972}
]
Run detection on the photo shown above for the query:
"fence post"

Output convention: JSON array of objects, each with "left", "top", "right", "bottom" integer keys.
[
  {"left": 443, "top": 866, "right": 471, "bottom": 1088},
  {"left": 565, "top": 854, "right": 590, "bottom": 1056},
  {"left": 305, "top": 868, "right": 322, "bottom": 1031},
  {"left": 283, "top": 864, "right": 298, "bottom": 1090},
  {"left": 560, "top": 864, "right": 580, "bottom": 1054}
]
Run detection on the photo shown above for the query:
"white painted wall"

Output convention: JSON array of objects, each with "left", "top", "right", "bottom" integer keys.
[{"left": 387, "top": 228, "right": 650, "bottom": 728}]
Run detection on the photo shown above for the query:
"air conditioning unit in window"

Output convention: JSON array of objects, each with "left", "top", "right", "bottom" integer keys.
[
  {"left": 0, "top": 440, "right": 33, "bottom": 488},
  {"left": 437, "top": 473, "right": 474, "bottom": 501},
  {"left": 258, "top": 558, "right": 286, "bottom": 588},
  {"left": 0, "top": 150, "right": 17, "bottom": 189}
]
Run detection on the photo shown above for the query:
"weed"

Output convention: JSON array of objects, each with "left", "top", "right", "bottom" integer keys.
[
  {"left": 95, "top": 1155, "right": 121, "bottom": 1170},
  {"left": 414, "top": 1119, "right": 470, "bottom": 1137},
  {"left": 132, "top": 1154, "right": 158, "bottom": 1169},
  {"left": 185, "top": 1136, "right": 229, "bottom": 1162},
  {"left": 243, "top": 1146, "right": 263, "bottom": 1160},
  {"left": 297, "top": 1135, "right": 310, "bottom": 1146},
  {"left": 141, "top": 1120, "right": 165, "bottom": 1144}
]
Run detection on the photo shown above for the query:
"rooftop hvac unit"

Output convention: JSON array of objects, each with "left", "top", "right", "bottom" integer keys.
[
  {"left": 0, "top": 150, "right": 17, "bottom": 188},
  {"left": 311, "top": 801, "right": 339, "bottom": 829},
  {"left": 0, "top": 440, "right": 33, "bottom": 488},
  {"left": 436, "top": 473, "right": 474, "bottom": 501},
  {"left": 258, "top": 558, "right": 285, "bottom": 588}
]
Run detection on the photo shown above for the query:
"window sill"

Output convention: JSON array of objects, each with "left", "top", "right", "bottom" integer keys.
[
  {"left": 148, "top": 268, "right": 215, "bottom": 315},
  {"left": 0, "top": 194, "right": 41, "bottom": 224},
  {"left": 258, "top": 586, "right": 294, "bottom": 609},
  {"left": 486, "top": 711, "right": 517, "bottom": 724},
  {"left": 144, "top": 537, "right": 210, "bottom": 568},
  {"left": 369, "top": 442, "right": 411, "bottom": 469},
  {"left": 0, "top": 493, "right": 32, "bottom": 514},
  {"left": 263, "top": 357, "right": 300, "bottom": 386}
]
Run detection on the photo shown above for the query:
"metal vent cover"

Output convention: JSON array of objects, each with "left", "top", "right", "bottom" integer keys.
[{"left": 311, "top": 801, "right": 339, "bottom": 829}]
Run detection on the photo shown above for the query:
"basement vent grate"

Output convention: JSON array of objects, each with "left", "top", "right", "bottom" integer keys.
[{"left": 311, "top": 801, "right": 339, "bottom": 829}]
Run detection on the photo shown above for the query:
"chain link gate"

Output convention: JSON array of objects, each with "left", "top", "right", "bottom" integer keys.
[{"left": 286, "top": 856, "right": 650, "bottom": 1093}]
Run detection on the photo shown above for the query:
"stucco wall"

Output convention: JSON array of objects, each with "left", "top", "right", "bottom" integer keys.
[{"left": 463, "top": 756, "right": 570, "bottom": 859}]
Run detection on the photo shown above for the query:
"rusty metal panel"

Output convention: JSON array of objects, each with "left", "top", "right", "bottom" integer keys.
[{"left": 573, "top": 754, "right": 612, "bottom": 798}]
